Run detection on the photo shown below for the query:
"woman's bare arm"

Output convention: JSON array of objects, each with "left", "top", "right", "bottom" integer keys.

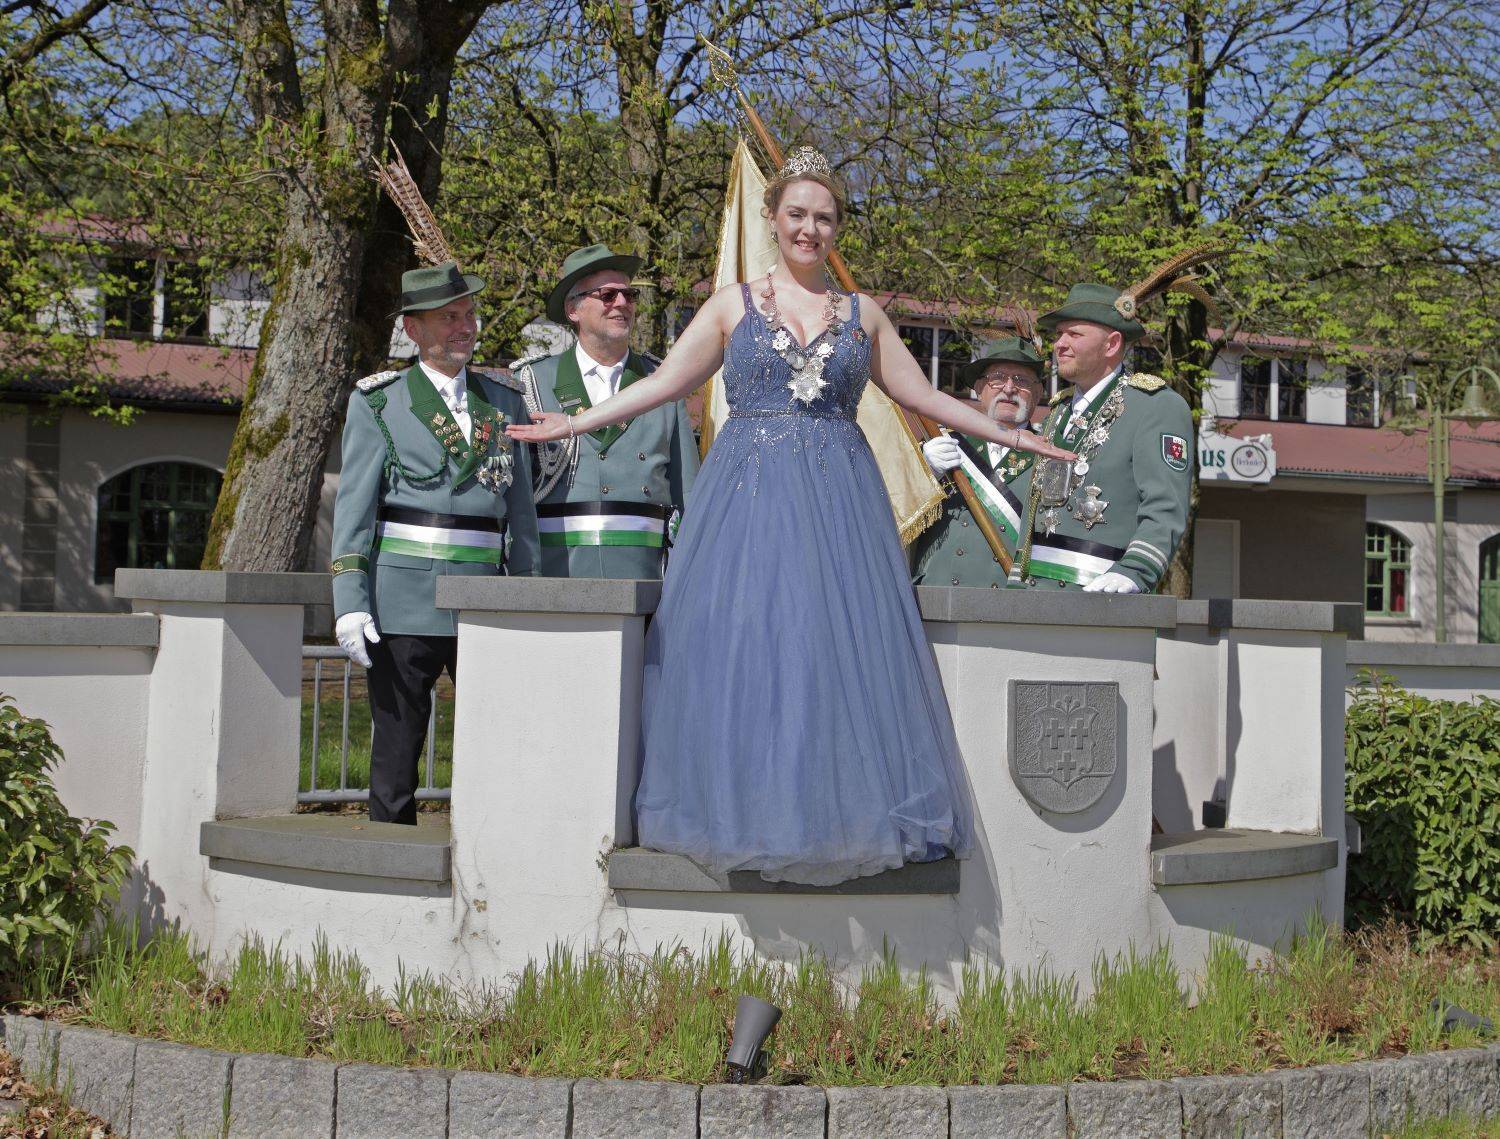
[
  {"left": 508, "top": 285, "right": 741, "bottom": 443},
  {"left": 862, "top": 297, "right": 1075, "bottom": 461}
]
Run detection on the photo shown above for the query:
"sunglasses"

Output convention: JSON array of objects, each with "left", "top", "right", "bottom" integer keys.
[{"left": 570, "top": 286, "right": 641, "bottom": 306}]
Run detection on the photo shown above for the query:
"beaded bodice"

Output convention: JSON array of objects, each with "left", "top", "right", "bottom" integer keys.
[{"left": 723, "top": 283, "right": 869, "bottom": 418}]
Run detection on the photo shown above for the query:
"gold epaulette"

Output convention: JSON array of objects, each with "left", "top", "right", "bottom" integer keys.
[
  {"left": 355, "top": 370, "right": 400, "bottom": 392},
  {"left": 1048, "top": 387, "right": 1073, "bottom": 406},
  {"left": 1127, "top": 372, "right": 1167, "bottom": 392}
]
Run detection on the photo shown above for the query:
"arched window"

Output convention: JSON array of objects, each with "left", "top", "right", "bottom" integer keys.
[
  {"left": 1364, "top": 524, "right": 1411, "bottom": 616},
  {"left": 95, "top": 462, "right": 222, "bottom": 583},
  {"left": 1481, "top": 534, "right": 1500, "bottom": 644}
]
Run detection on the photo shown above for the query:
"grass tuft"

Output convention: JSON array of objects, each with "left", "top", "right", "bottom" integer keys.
[{"left": 8, "top": 917, "right": 1498, "bottom": 1088}]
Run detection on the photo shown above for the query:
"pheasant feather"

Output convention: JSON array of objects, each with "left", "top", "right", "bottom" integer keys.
[
  {"left": 1121, "top": 244, "right": 1229, "bottom": 305},
  {"left": 374, "top": 151, "right": 453, "bottom": 267},
  {"left": 1004, "top": 299, "right": 1044, "bottom": 356}
]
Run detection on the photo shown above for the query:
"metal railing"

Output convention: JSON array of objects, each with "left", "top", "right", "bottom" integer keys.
[{"left": 299, "top": 645, "right": 450, "bottom": 804}]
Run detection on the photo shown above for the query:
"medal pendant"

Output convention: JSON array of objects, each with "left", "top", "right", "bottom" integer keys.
[
  {"left": 1035, "top": 457, "right": 1075, "bottom": 507},
  {"left": 1041, "top": 508, "right": 1061, "bottom": 536},
  {"left": 1073, "top": 485, "right": 1108, "bottom": 529}
]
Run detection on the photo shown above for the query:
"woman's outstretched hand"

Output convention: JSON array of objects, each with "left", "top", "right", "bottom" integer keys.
[
  {"left": 1009, "top": 430, "right": 1078, "bottom": 463},
  {"left": 507, "top": 412, "right": 574, "bottom": 443}
]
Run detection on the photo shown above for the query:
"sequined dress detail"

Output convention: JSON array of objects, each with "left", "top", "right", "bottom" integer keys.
[{"left": 635, "top": 284, "right": 974, "bottom": 885}]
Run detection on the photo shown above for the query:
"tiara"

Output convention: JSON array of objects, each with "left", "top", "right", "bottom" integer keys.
[{"left": 775, "top": 146, "right": 833, "bottom": 180}]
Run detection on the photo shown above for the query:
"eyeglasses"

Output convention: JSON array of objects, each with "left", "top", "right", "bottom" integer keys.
[
  {"left": 569, "top": 286, "right": 641, "bottom": 307},
  {"left": 977, "top": 373, "right": 1038, "bottom": 392}
]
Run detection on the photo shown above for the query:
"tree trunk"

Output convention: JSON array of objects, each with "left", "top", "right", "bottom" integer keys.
[{"left": 204, "top": 0, "right": 488, "bottom": 571}]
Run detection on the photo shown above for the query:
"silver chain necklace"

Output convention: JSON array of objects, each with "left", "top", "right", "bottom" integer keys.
[{"left": 760, "top": 272, "right": 845, "bottom": 405}]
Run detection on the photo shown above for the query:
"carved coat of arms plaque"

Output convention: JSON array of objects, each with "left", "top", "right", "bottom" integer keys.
[{"left": 1008, "top": 681, "right": 1119, "bottom": 813}]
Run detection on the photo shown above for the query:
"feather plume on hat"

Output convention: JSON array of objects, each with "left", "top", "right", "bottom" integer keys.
[
  {"left": 1004, "top": 299, "right": 1045, "bottom": 357},
  {"left": 374, "top": 151, "right": 453, "bottom": 267},
  {"left": 1112, "top": 244, "right": 1229, "bottom": 320}
]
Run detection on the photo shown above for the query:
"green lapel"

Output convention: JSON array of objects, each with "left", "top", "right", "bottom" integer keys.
[
  {"left": 590, "top": 352, "right": 649, "bottom": 454},
  {"left": 1059, "top": 372, "right": 1124, "bottom": 446},
  {"left": 555, "top": 347, "right": 649, "bottom": 456},
  {"left": 406, "top": 365, "right": 471, "bottom": 470},
  {"left": 453, "top": 384, "right": 505, "bottom": 485}
]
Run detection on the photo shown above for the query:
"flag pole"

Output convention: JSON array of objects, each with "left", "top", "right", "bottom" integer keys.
[{"left": 706, "top": 41, "right": 1013, "bottom": 574}]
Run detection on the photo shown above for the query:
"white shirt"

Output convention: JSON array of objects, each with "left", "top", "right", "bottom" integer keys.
[
  {"left": 419, "top": 360, "right": 471, "bottom": 443},
  {"left": 1066, "top": 366, "right": 1123, "bottom": 436},
  {"left": 576, "top": 343, "right": 627, "bottom": 409}
]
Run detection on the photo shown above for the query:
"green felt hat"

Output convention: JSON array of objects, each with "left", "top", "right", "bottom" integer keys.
[
  {"left": 392, "top": 260, "right": 485, "bottom": 317},
  {"left": 958, "top": 336, "right": 1047, "bottom": 389},
  {"left": 1037, "top": 282, "right": 1147, "bottom": 342},
  {"left": 547, "top": 244, "right": 643, "bottom": 325}
]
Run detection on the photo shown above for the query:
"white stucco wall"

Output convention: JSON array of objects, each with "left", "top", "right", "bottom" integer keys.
[{"left": 0, "top": 640, "right": 154, "bottom": 848}]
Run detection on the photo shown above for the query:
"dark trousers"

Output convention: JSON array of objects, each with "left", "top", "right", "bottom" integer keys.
[{"left": 367, "top": 633, "right": 457, "bottom": 825}]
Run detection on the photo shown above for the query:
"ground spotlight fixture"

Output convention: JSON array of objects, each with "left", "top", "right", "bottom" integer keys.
[{"left": 724, "top": 994, "right": 782, "bottom": 1083}]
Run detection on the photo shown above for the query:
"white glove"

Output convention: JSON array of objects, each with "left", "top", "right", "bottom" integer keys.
[
  {"left": 335, "top": 611, "right": 380, "bottom": 668},
  {"left": 922, "top": 435, "right": 963, "bottom": 477},
  {"left": 1083, "top": 571, "right": 1141, "bottom": 595}
]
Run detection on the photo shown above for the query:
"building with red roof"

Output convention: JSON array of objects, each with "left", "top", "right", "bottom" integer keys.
[{"left": 5, "top": 245, "right": 1498, "bottom": 642}]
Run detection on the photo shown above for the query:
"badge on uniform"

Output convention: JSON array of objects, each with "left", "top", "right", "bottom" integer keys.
[{"left": 1161, "top": 433, "right": 1188, "bottom": 472}]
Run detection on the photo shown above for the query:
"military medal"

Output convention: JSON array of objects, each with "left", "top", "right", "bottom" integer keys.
[
  {"left": 473, "top": 414, "right": 514, "bottom": 492},
  {"left": 1073, "top": 486, "right": 1108, "bottom": 529}
]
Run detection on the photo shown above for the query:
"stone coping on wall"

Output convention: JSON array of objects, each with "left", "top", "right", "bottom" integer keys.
[
  {"left": 0, "top": 613, "right": 158, "bottom": 648},
  {"left": 199, "top": 815, "right": 452, "bottom": 886},
  {"left": 114, "top": 569, "right": 333, "bottom": 607},
  {"left": 437, "top": 575, "right": 664, "bottom": 616},
  {"left": 1150, "top": 830, "right": 1340, "bottom": 887},
  {"left": 1175, "top": 598, "right": 1365, "bottom": 637},
  {"left": 915, "top": 587, "right": 1179, "bottom": 629},
  {"left": 607, "top": 848, "right": 961, "bottom": 895},
  {"left": 4, "top": 1014, "right": 1496, "bottom": 1138},
  {"left": 1348, "top": 641, "right": 1500, "bottom": 669}
]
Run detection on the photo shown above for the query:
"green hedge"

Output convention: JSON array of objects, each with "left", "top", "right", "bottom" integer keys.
[
  {"left": 0, "top": 695, "right": 133, "bottom": 988},
  {"left": 1345, "top": 673, "right": 1500, "bottom": 947}
]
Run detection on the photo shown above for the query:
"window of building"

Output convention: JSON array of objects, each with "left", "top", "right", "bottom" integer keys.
[
  {"left": 1277, "top": 357, "right": 1307, "bottom": 421},
  {"left": 898, "top": 323, "right": 974, "bottom": 391},
  {"left": 163, "top": 262, "right": 210, "bottom": 341},
  {"left": 1480, "top": 534, "right": 1500, "bottom": 644},
  {"left": 102, "top": 256, "right": 156, "bottom": 338},
  {"left": 95, "top": 462, "right": 221, "bottom": 583},
  {"left": 1346, "top": 367, "right": 1377, "bottom": 427},
  {"left": 1364, "top": 524, "right": 1411, "bottom": 617},
  {"left": 1239, "top": 355, "right": 1308, "bottom": 421},
  {"left": 1240, "top": 357, "right": 1273, "bottom": 418}
]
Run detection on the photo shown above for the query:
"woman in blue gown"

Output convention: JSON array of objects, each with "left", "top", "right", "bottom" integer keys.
[{"left": 509, "top": 149, "right": 1075, "bottom": 885}]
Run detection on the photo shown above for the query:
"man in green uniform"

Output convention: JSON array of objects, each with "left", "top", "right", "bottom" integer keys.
[
  {"left": 911, "top": 337, "right": 1047, "bottom": 587},
  {"left": 331, "top": 262, "right": 539, "bottom": 824},
  {"left": 1008, "top": 282, "right": 1193, "bottom": 593},
  {"left": 511, "top": 244, "right": 699, "bottom": 578}
]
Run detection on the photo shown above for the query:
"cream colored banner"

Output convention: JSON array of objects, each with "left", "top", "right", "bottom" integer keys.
[{"left": 697, "top": 138, "right": 942, "bottom": 545}]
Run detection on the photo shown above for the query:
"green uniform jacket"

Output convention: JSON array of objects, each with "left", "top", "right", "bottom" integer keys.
[
  {"left": 330, "top": 364, "right": 540, "bottom": 637},
  {"left": 1008, "top": 371, "right": 1192, "bottom": 592},
  {"left": 911, "top": 432, "right": 1036, "bottom": 588},
  {"left": 514, "top": 349, "right": 699, "bottom": 579}
]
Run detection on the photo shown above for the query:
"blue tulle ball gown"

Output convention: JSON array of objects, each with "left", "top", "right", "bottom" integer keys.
[{"left": 635, "top": 283, "right": 974, "bottom": 885}]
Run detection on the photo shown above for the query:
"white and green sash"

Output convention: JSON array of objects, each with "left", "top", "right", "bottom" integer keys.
[
  {"left": 1010, "top": 534, "right": 1123, "bottom": 587},
  {"left": 537, "top": 502, "right": 670, "bottom": 549},
  {"left": 953, "top": 441, "right": 1024, "bottom": 547},
  {"left": 376, "top": 519, "right": 505, "bottom": 564}
]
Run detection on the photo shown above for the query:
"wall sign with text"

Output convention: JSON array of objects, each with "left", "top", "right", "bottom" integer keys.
[{"left": 1198, "top": 423, "right": 1277, "bottom": 484}]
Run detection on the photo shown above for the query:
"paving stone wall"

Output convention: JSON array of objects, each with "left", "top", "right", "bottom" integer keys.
[{"left": 4, "top": 1015, "right": 1497, "bottom": 1138}]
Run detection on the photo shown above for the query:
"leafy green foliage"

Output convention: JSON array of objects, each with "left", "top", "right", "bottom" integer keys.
[
  {"left": 1346, "top": 674, "right": 1500, "bottom": 947},
  {"left": 0, "top": 695, "right": 133, "bottom": 988}
]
